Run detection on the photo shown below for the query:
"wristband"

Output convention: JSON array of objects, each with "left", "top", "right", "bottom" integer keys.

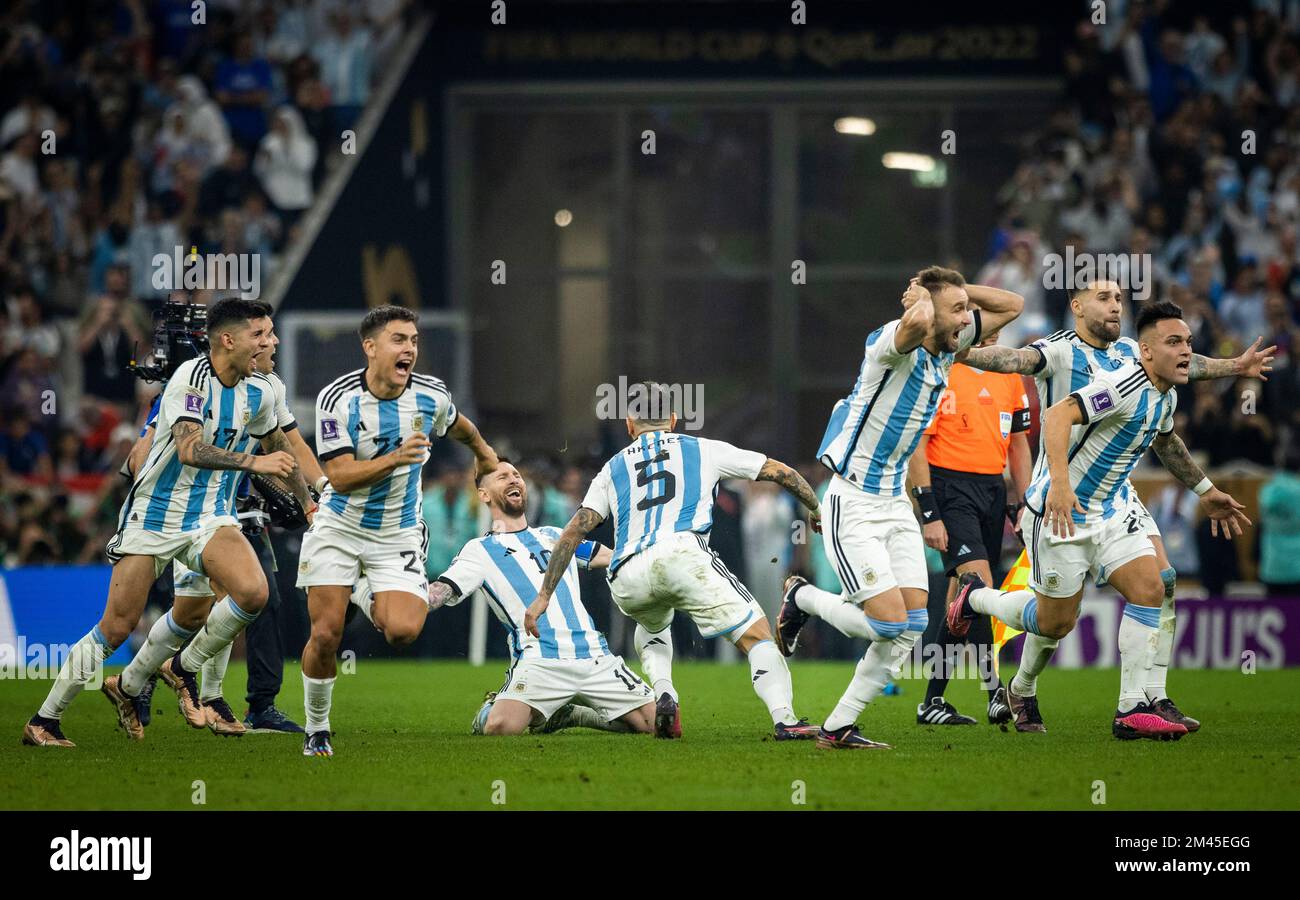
[
  {"left": 1192, "top": 477, "right": 1213, "bottom": 496},
  {"left": 312, "top": 475, "right": 329, "bottom": 500},
  {"left": 912, "top": 486, "right": 939, "bottom": 522}
]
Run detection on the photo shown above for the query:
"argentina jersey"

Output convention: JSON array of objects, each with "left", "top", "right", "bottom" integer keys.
[
  {"left": 817, "top": 315, "right": 981, "bottom": 496},
  {"left": 314, "top": 369, "right": 457, "bottom": 535},
  {"left": 1027, "top": 330, "right": 1141, "bottom": 493},
  {"left": 438, "top": 526, "right": 610, "bottom": 661},
  {"left": 120, "top": 356, "right": 279, "bottom": 534},
  {"left": 581, "top": 432, "right": 767, "bottom": 574},
  {"left": 1024, "top": 362, "right": 1175, "bottom": 525}
]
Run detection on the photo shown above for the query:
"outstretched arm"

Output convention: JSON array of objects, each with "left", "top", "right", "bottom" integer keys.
[
  {"left": 1187, "top": 338, "right": 1275, "bottom": 382},
  {"left": 962, "top": 344, "right": 1044, "bottom": 375},
  {"left": 1150, "top": 431, "right": 1252, "bottom": 539},
  {"left": 525, "top": 507, "right": 605, "bottom": 635},
  {"left": 447, "top": 413, "right": 499, "bottom": 478},
  {"left": 756, "top": 458, "right": 821, "bottom": 532}
]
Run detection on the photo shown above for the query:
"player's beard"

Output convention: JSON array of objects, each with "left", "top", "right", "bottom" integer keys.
[
  {"left": 1085, "top": 317, "right": 1122, "bottom": 345},
  {"left": 497, "top": 492, "right": 526, "bottom": 517}
]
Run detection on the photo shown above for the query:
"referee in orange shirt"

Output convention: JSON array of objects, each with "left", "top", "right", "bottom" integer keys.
[{"left": 907, "top": 328, "right": 1033, "bottom": 726}]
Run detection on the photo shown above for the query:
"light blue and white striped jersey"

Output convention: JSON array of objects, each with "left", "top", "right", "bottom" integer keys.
[
  {"left": 1026, "top": 330, "right": 1141, "bottom": 499},
  {"left": 581, "top": 432, "right": 766, "bottom": 573},
  {"left": 314, "top": 369, "right": 457, "bottom": 536},
  {"left": 439, "top": 526, "right": 610, "bottom": 661},
  {"left": 817, "top": 314, "right": 982, "bottom": 496},
  {"left": 1024, "top": 362, "right": 1176, "bottom": 525},
  {"left": 118, "top": 356, "right": 280, "bottom": 534}
]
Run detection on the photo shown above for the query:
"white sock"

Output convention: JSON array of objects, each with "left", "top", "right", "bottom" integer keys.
[
  {"left": 201, "top": 643, "right": 232, "bottom": 702},
  {"left": 351, "top": 577, "right": 376, "bottom": 626},
  {"left": 121, "top": 611, "right": 194, "bottom": 696},
  {"left": 1146, "top": 584, "right": 1176, "bottom": 702},
  {"left": 792, "top": 583, "right": 893, "bottom": 641},
  {"left": 1010, "top": 633, "right": 1059, "bottom": 697},
  {"left": 303, "top": 672, "right": 335, "bottom": 733},
  {"left": 824, "top": 639, "right": 893, "bottom": 732},
  {"left": 886, "top": 629, "right": 922, "bottom": 681},
  {"left": 634, "top": 624, "right": 676, "bottom": 702},
  {"left": 747, "top": 639, "right": 797, "bottom": 725},
  {"left": 967, "top": 588, "right": 1037, "bottom": 631},
  {"left": 565, "top": 705, "right": 634, "bottom": 733},
  {"left": 37, "top": 628, "right": 113, "bottom": 720},
  {"left": 180, "top": 596, "right": 257, "bottom": 672},
  {"left": 1119, "top": 605, "right": 1159, "bottom": 713}
]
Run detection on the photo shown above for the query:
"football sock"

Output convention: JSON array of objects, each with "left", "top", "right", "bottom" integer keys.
[
  {"left": 634, "top": 623, "right": 677, "bottom": 703},
  {"left": 823, "top": 638, "right": 893, "bottom": 732},
  {"left": 925, "top": 615, "right": 957, "bottom": 703},
  {"left": 1119, "top": 604, "right": 1160, "bottom": 713},
  {"left": 201, "top": 643, "right": 232, "bottom": 702},
  {"left": 792, "top": 582, "right": 903, "bottom": 641},
  {"left": 1146, "top": 568, "right": 1177, "bottom": 703},
  {"left": 121, "top": 611, "right": 194, "bottom": 696},
  {"left": 746, "top": 639, "right": 797, "bottom": 725},
  {"left": 303, "top": 673, "right": 335, "bottom": 733},
  {"left": 352, "top": 577, "right": 376, "bottom": 626},
  {"left": 37, "top": 627, "right": 113, "bottom": 720},
  {"left": 965, "top": 613, "right": 1002, "bottom": 697},
  {"left": 565, "top": 706, "right": 634, "bottom": 733},
  {"left": 180, "top": 596, "right": 257, "bottom": 672},
  {"left": 1010, "top": 633, "right": 1059, "bottom": 698},
  {"left": 967, "top": 588, "right": 1037, "bottom": 633}
]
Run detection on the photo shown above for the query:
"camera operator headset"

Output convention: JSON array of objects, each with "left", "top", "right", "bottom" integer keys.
[{"left": 124, "top": 298, "right": 328, "bottom": 734}]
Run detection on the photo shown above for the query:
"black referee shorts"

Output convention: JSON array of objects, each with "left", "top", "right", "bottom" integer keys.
[{"left": 931, "top": 465, "right": 1007, "bottom": 578}]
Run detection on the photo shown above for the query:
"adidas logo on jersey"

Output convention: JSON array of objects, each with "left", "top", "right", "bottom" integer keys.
[
  {"left": 957, "top": 544, "right": 972, "bottom": 555},
  {"left": 978, "top": 387, "right": 993, "bottom": 405}
]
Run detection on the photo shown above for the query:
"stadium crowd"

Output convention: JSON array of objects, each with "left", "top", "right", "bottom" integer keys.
[{"left": 2, "top": 0, "right": 1298, "bottom": 601}]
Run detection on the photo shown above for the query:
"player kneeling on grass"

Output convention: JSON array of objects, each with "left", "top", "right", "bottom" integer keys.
[
  {"left": 525, "top": 386, "right": 823, "bottom": 742},
  {"left": 948, "top": 301, "right": 1251, "bottom": 740},
  {"left": 427, "top": 459, "right": 655, "bottom": 736}
]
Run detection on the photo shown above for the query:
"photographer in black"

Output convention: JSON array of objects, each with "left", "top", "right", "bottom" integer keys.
[{"left": 125, "top": 297, "right": 325, "bottom": 734}]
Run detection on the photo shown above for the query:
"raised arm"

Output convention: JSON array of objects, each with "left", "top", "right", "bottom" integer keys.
[
  {"left": 965, "top": 283, "right": 1025, "bottom": 335},
  {"left": 446, "top": 412, "right": 499, "bottom": 478},
  {"left": 1187, "top": 338, "right": 1275, "bottom": 382},
  {"left": 1150, "top": 431, "right": 1251, "bottom": 539},
  {"left": 525, "top": 507, "right": 605, "bottom": 636},
  {"left": 962, "top": 344, "right": 1044, "bottom": 375},
  {"left": 755, "top": 458, "right": 822, "bottom": 532},
  {"left": 895, "top": 281, "right": 935, "bottom": 353}
]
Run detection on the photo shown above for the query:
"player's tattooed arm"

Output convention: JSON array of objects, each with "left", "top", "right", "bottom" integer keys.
[
  {"left": 427, "top": 579, "right": 458, "bottom": 611},
  {"left": 757, "top": 459, "right": 822, "bottom": 532},
  {"left": 1151, "top": 431, "right": 1252, "bottom": 539},
  {"left": 962, "top": 345, "right": 1044, "bottom": 375},
  {"left": 1188, "top": 338, "right": 1276, "bottom": 382},
  {"left": 525, "top": 507, "right": 604, "bottom": 636},
  {"left": 173, "top": 421, "right": 257, "bottom": 471},
  {"left": 259, "top": 427, "right": 313, "bottom": 510}
]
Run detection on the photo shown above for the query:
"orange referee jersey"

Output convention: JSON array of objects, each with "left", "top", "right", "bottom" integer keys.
[{"left": 924, "top": 363, "right": 1031, "bottom": 475}]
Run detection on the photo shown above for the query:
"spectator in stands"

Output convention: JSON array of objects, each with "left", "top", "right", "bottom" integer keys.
[
  {"left": 214, "top": 33, "right": 275, "bottom": 151},
  {"left": 170, "top": 74, "right": 233, "bottom": 176},
  {"left": 77, "top": 283, "right": 145, "bottom": 407},
  {"left": 254, "top": 106, "right": 317, "bottom": 227},
  {"left": 1219, "top": 263, "right": 1268, "bottom": 342},
  {"left": 0, "top": 131, "right": 39, "bottom": 205},
  {"left": 314, "top": 7, "right": 374, "bottom": 134},
  {"left": 6, "top": 285, "right": 60, "bottom": 363},
  {"left": 1259, "top": 452, "right": 1300, "bottom": 596},
  {"left": 0, "top": 410, "right": 53, "bottom": 485},
  {"left": 198, "top": 143, "right": 254, "bottom": 218}
]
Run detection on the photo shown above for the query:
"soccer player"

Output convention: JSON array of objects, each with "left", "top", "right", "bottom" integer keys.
[
  {"left": 948, "top": 301, "right": 1252, "bottom": 739},
  {"left": 774, "top": 267, "right": 1024, "bottom": 750},
  {"left": 907, "top": 326, "right": 1032, "bottom": 726},
  {"left": 959, "top": 280, "right": 1274, "bottom": 731},
  {"left": 296, "top": 305, "right": 498, "bottom": 757},
  {"left": 430, "top": 458, "right": 656, "bottom": 736},
  {"left": 21, "top": 299, "right": 310, "bottom": 748},
  {"left": 525, "top": 384, "right": 824, "bottom": 741},
  {"left": 116, "top": 318, "right": 324, "bottom": 737}
]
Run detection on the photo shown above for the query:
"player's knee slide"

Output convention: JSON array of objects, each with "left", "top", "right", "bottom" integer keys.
[
  {"left": 1160, "top": 567, "right": 1177, "bottom": 598},
  {"left": 866, "top": 616, "right": 907, "bottom": 640}
]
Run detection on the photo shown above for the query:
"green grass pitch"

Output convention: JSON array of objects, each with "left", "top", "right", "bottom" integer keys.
[{"left": 1, "top": 661, "right": 1297, "bottom": 810}]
